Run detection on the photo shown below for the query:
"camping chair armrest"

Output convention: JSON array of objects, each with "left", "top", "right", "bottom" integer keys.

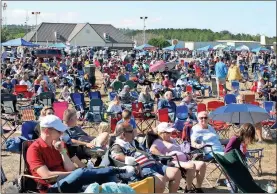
[
  {"left": 151, "top": 154, "right": 173, "bottom": 165},
  {"left": 21, "top": 174, "right": 59, "bottom": 184}
]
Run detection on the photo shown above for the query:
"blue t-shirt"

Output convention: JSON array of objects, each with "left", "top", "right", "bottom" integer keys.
[
  {"left": 2, "top": 82, "right": 14, "bottom": 90},
  {"left": 117, "top": 118, "right": 137, "bottom": 129},
  {"left": 215, "top": 62, "right": 228, "bottom": 79}
]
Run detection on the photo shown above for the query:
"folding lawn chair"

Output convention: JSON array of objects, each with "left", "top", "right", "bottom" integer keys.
[
  {"left": 173, "top": 105, "right": 188, "bottom": 131},
  {"left": 108, "top": 91, "right": 117, "bottom": 101},
  {"left": 21, "top": 121, "right": 39, "bottom": 140},
  {"left": 53, "top": 101, "right": 69, "bottom": 121},
  {"left": 224, "top": 94, "right": 237, "bottom": 105},
  {"left": 112, "top": 81, "right": 123, "bottom": 93},
  {"left": 244, "top": 94, "right": 255, "bottom": 104},
  {"left": 19, "top": 106, "right": 36, "bottom": 121},
  {"left": 157, "top": 108, "right": 170, "bottom": 123},
  {"left": 130, "top": 90, "right": 139, "bottom": 100},
  {"left": 245, "top": 148, "right": 264, "bottom": 177},
  {"left": 231, "top": 81, "right": 240, "bottom": 91},
  {"left": 132, "top": 102, "right": 156, "bottom": 134},
  {"left": 38, "top": 92, "right": 55, "bottom": 106},
  {"left": 197, "top": 103, "right": 207, "bottom": 113},
  {"left": 261, "top": 101, "right": 276, "bottom": 138},
  {"left": 88, "top": 91, "right": 101, "bottom": 100},
  {"left": 70, "top": 92, "right": 87, "bottom": 112},
  {"left": 212, "top": 149, "right": 266, "bottom": 193},
  {"left": 18, "top": 140, "right": 61, "bottom": 193}
]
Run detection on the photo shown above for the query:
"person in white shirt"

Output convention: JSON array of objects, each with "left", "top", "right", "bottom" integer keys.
[
  {"left": 19, "top": 74, "right": 33, "bottom": 91},
  {"left": 176, "top": 74, "right": 188, "bottom": 87},
  {"left": 152, "top": 78, "right": 164, "bottom": 99},
  {"left": 107, "top": 95, "right": 123, "bottom": 113}
]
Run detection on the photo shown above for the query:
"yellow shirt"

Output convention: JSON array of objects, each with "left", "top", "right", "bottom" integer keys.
[{"left": 227, "top": 65, "right": 242, "bottom": 81}]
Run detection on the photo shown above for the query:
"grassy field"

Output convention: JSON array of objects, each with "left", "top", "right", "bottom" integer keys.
[{"left": 1, "top": 68, "right": 276, "bottom": 193}]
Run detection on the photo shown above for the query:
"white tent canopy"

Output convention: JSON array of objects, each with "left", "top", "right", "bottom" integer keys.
[{"left": 213, "top": 44, "right": 227, "bottom": 50}]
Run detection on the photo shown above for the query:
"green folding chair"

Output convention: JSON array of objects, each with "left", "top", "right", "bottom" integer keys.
[{"left": 212, "top": 149, "right": 266, "bottom": 193}]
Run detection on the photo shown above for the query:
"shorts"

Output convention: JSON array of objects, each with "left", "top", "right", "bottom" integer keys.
[{"left": 129, "top": 164, "right": 168, "bottom": 182}]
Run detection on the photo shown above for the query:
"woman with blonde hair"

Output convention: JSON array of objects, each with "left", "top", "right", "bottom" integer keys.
[{"left": 138, "top": 85, "right": 154, "bottom": 110}]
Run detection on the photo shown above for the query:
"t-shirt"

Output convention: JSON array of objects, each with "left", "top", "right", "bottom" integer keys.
[
  {"left": 65, "top": 126, "right": 88, "bottom": 140},
  {"left": 191, "top": 124, "right": 224, "bottom": 154},
  {"left": 107, "top": 104, "right": 123, "bottom": 113},
  {"left": 224, "top": 136, "right": 242, "bottom": 153},
  {"left": 151, "top": 138, "right": 188, "bottom": 162},
  {"left": 2, "top": 82, "right": 13, "bottom": 90}
]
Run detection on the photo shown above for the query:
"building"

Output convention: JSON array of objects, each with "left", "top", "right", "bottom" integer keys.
[{"left": 23, "top": 22, "right": 134, "bottom": 49}]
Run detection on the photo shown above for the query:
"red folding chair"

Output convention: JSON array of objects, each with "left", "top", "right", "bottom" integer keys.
[
  {"left": 53, "top": 102, "right": 69, "bottom": 120},
  {"left": 207, "top": 100, "right": 231, "bottom": 138},
  {"left": 186, "top": 85, "right": 203, "bottom": 101},
  {"left": 197, "top": 103, "right": 207, "bottom": 113},
  {"left": 218, "top": 84, "right": 226, "bottom": 98},
  {"left": 132, "top": 102, "right": 155, "bottom": 134},
  {"left": 157, "top": 108, "right": 169, "bottom": 122},
  {"left": 244, "top": 94, "right": 255, "bottom": 104},
  {"left": 14, "top": 85, "right": 34, "bottom": 99},
  {"left": 251, "top": 101, "right": 260, "bottom": 106}
]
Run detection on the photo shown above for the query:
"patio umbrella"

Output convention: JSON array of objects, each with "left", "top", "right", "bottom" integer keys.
[
  {"left": 149, "top": 61, "right": 166, "bottom": 72},
  {"left": 208, "top": 104, "right": 270, "bottom": 124},
  {"left": 213, "top": 44, "right": 227, "bottom": 50},
  {"left": 235, "top": 45, "right": 250, "bottom": 52},
  {"left": 251, "top": 47, "right": 270, "bottom": 53}
]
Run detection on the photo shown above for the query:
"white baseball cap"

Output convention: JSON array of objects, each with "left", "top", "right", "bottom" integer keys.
[
  {"left": 157, "top": 122, "right": 175, "bottom": 133},
  {"left": 40, "top": 115, "right": 68, "bottom": 132}
]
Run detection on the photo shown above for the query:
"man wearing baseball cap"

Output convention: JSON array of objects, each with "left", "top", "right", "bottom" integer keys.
[{"left": 27, "top": 115, "right": 134, "bottom": 193}]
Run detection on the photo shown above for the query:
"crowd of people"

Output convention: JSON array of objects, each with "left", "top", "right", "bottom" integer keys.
[{"left": 1, "top": 45, "right": 276, "bottom": 193}]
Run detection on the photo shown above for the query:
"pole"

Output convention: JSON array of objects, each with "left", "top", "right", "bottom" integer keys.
[
  {"left": 35, "top": 14, "right": 38, "bottom": 44},
  {"left": 143, "top": 18, "right": 146, "bottom": 44}
]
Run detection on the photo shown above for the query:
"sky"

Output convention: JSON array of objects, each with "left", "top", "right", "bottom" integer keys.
[{"left": 1, "top": 1, "right": 276, "bottom": 37}]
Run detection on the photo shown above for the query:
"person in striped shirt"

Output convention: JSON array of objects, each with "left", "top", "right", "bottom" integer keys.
[{"left": 110, "top": 123, "right": 181, "bottom": 193}]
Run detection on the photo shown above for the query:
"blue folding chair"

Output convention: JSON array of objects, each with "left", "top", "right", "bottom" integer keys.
[
  {"left": 108, "top": 91, "right": 117, "bottom": 101},
  {"left": 239, "top": 65, "right": 245, "bottom": 73},
  {"left": 263, "top": 101, "right": 276, "bottom": 119},
  {"left": 130, "top": 91, "right": 139, "bottom": 100},
  {"left": 21, "top": 121, "right": 39, "bottom": 140},
  {"left": 124, "top": 73, "right": 130, "bottom": 81},
  {"left": 70, "top": 93, "right": 86, "bottom": 111},
  {"left": 174, "top": 105, "right": 188, "bottom": 131},
  {"left": 231, "top": 80, "right": 240, "bottom": 91},
  {"left": 88, "top": 91, "right": 101, "bottom": 100},
  {"left": 224, "top": 94, "right": 237, "bottom": 105}
]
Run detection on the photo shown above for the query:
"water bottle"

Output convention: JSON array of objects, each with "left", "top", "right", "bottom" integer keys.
[
  {"left": 267, "top": 181, "right": 276, "bottom": 193},
  {"left": 87, "top": 160, "right": 94, "bottom": 169}
]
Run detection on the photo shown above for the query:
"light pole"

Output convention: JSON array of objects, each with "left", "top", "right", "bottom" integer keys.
[
  {"left": 2, "top": 3, "right": 7, "bottom": 28},
  {"left": 32, "top": 11, "right": 40, "bottom": 43},
  {"left": 140, "top": 16, "right": 148, "bottom": 44}
]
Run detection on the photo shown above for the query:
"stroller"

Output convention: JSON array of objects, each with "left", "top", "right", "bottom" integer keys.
[{"left": 212, "top": 149, "right": 267, "bottom": 193}]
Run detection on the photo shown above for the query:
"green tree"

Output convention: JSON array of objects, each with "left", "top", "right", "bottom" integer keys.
[{"left": 148, "top": 37, "right": 171, "bottom": 48}]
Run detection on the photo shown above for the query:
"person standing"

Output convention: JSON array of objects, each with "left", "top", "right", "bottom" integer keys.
[
  {"left": 215, "top": 57, "right": 228, "bottom": 99},
  {"left": 251, "top": 52, "right": 258, "bottom": 73}
]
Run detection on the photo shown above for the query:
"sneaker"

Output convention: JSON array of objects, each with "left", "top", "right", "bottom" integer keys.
[
  {"left": 185, "top": 186, "right": 196, "bottom": 193},
  {"left": 113, "top": 166, "right": 135, "bottom": 179},
  {"left": 195, "top": 188, "right": 204, "bottom": 193}
]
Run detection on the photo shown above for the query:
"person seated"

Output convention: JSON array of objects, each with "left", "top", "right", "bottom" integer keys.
[
  {"left": 190, "top": 111, "right": 224, "bottom": 160},
  {"left": 176, "top": 74, "right": 188, "bottom": 88},
  {"left": 187, "top": 75, "right": 212, "bottom": 97},
  {"left": 19, "top": 74, "right": 33, "bottom": 91},
  {"left": 150, "top": 122, "right": 206, "bottom": 193},
  {"left": 60, "top": 85, "right": 71, "bottom": 102},
  {"left": 110, "top": 123, "right": 182, "bottom": 193},
  {"left": 107, "top": 94, "right": 123, "bottom": 115},
  {"left": 116, "top": 109, "right": 137, "bottom": 136},
  {"left": 2, "top": 77, "right": 14, "bottom": 93},
  {"left": 37, "top": 80, "right": 50, "bottom": 95},
  {"left": 118, "top": 85, "right": 136, "bottom": 108},
  {"left": 136, "top": 66, "right": 152, "bottom": 88},
  {"left": 180, "top": 92, "right": 198, "bottom": 122},
  {"left": 152, "top": 78, "right": 164, "bottom": 100},
  {"left": 138, "top": 86, "right": 154, "bottom": 110},
  {"left": 257, "top": 77, "right": 269, "bottom": 100},
  {"left": 158, "top": 91, "right": 177, "bottom": 122},
  {"left": 162, "top": 74, "right": 174, "bottom": 89},
  {"left": 26, "top": 115, "right": 135, "bottom": 193},
  {"left": 62, "top": 108, "right": 109, "bottom": 150},
  {"left": 34, "top": 74, "right": 43, "bottom": 85}
]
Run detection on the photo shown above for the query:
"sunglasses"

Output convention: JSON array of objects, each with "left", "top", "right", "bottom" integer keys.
[{"left": 198, "top": 117, "right": 208, "bottom": 120}]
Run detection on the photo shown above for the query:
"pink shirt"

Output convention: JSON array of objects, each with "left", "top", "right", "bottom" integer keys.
[{"left": 151, "top": 138, "right": 188, "bottom": 162}]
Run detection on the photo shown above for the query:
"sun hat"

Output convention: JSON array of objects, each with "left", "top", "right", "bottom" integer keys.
[
  {"left": 157, "top": 122, "right": 176, "bottom": 133},
  {"left": 40, "top": 115, "right": 68, "bottom": 132}
]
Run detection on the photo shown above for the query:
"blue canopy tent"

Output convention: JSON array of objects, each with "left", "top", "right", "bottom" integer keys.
[
  {"left": 197, "top": 45, "right": 213, "bottom": 52},
  {"left": 1, "top": 38, "right": 39, "bottom": 47},
  {"left": 223, "top": 46, "right": 235, "bottom": 51},
  {"left": 162, "top": 44, "right": 187, "bottom": 51},
  {"left": 135, "top": 44, "right": 155, "bottom": 50},
  {"left": 251, "top": 47, "right": 270, "bottom": 53},
  {"left": 48, "top": 43, "right": 66, "bottom": 48}
]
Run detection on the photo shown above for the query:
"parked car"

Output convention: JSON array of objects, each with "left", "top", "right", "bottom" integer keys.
[{"left": 33, "top": 48, "right": 64, "bottom": 60}]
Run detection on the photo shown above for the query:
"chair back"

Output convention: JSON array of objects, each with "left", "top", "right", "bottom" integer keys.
[
  {"left": 130, "top": 91, "right": 139, "bottom": 99},
  {"left": 53, "top": 102, "right": 69, "bottom": 120},
  {"left": 132, "top": 102, "right": 144, "bottom": 117},
  {"left": 158, "top": 108, "right": 169, "bottom": 122},
  {"left": 197, "top": 103, "right": 207, "bottom": 113},
  {"left": 173, "top": 119, "right": 185, "bottom": 131},
  {"left": 21, "top": 121, "right": 39, "bottom": 140},
  {"left": 244, "top": 94, "right": 255, "bottom": 104},
  {"left": 118, "top": 75, "right": 127, "bottom": 83},
  {"left": 231, "top": 81, "right": 240, "bottom": 91},
  {"left": 1, "top": 93, "right": 17, "bottom": 113},
  {"left": 70, "top": 93, "right": 85, "bottom": 111},
  {"left": 15, "top": 85, "right": 28, "bottom": 93},
  {"left": 20, "top": 106, "right": 36, "bottom": 121},
  {"left": 38, "top": 92, "right": 55, "bottom": 106},
  {"left": 89, "top": 99, "right": 103, "bottom": 112},
  {"left": 224, "top": 94, "right": 237, "bottom": 104},
  {"left": 207, "top": 100, "right": 225, "bottom": 112},
  {"left": 34, "top": 85, "right": 40, "bottom": 93},
  {"left": 263, "top": 101, "right": 275, "bottom": 113},
  {"left": 88, "top": 91, "right": 101, "bottom": 100},
  {"left": 250, "top": 101, "right": 260, "bottom": 106},
  {"left": 124, "top": 73, "right": 130, "bottom": 81},
  {"left": 109, "top": 92, "right": 117, "bottom": 101},
  {"left": 186, "top": 85, "right": 193, "bottom": 93},
  {"left": 219, "top": 84, "right": 226, "bottom": 97},
  {"left": 176, "top": 105, "right": 188, "bottom": 120},
  {"left": 125, "top": 80, "right": 136, "bottom": 90},
  {"left": 113, "top": 81, "right": 124, "bottom": 92}
]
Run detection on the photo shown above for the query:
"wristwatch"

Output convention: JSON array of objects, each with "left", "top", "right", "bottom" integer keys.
[{"left": 60, "top": 149, "right": 67, "bottom": 155}]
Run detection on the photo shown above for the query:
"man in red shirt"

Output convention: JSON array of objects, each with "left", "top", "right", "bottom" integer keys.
[
  {"left": 162, "top": 74, "right": 173, "bottom": 88},
  {"left": 26, "top": 115, "right": 134, "bottom": 193}
]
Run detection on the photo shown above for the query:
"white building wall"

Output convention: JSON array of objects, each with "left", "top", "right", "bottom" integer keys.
[
  {"left": 70, "top": 24, "right": 106, "bottom": 47},
  {"left": 234, "top": 42, "right": 261, "bottom": 49},
  {"left": 184, "top": 42, "right": 195, "bottom": 50}
]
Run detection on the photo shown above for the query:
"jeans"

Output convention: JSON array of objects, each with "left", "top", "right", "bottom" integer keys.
[{"left": 47, "top": 167, "right": 118, "bottom": 193}]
